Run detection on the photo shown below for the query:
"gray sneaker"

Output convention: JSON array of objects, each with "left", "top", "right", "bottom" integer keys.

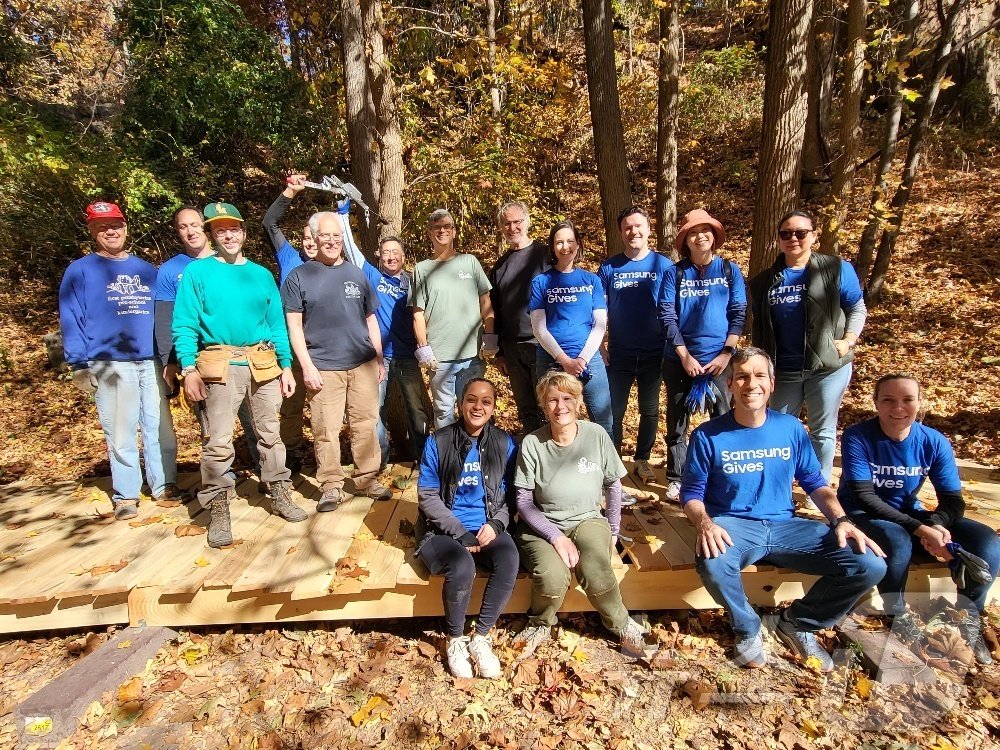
[
  {"left": 770, "top": 614, "right": 834, "bottom": 672},
  {"left": 618, "top": 618, "right": 652, "bottom": 658},
  {"left": 513, "top": 624, "right": 551, "bottom": 660},
  {"left": 317, "top": 487, "right": 346, "bottom": 513},
  {"left": 733, "top": 629, "right": 767, "bottom": 668},
  {"left": 957, "top": 609, "right": 993, "bottom": 665},
  {"left": 208, "top": 492, "right": 233, "bottom": 548},
  {"left": 268, "top": 482, "right": 308, "bottom": 522},
  {"left": 665, "top": 482, "right": 681, "bottom": 502},
  {"left": 112, "top": 498, "right": 139, "bottom": 521},
  {"left": 357, "top": 480, "right": 392, "bottom": 501}
]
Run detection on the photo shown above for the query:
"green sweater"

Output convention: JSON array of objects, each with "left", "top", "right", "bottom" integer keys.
[{"left": 172, "top": 257, "right": 291, "bottom": 369}]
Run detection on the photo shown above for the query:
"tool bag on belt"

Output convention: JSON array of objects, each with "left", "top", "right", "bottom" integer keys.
[{"left": 195, "top": 343, "right": 282, "bottom": 384}]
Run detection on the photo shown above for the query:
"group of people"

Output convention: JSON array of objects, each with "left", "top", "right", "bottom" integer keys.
[{"left": 59, "top": 189, "right": 998, "bottom": 680}]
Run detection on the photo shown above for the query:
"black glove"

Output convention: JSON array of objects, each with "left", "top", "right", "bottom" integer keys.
[{"left": 946, "top": 542, "right": 993, "bottom": 589}]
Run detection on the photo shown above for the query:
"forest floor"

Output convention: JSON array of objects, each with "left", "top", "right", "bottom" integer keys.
[{"left": 3, "top": 99, "right": 1000, "bottom": 750}]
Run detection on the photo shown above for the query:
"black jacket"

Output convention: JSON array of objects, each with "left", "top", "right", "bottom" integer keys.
[
  {"left": 489, "top": 240, "right": 551, "bottom": 345},
  {"left": 415, "top": 421, "right": 515, "bottom": 552},
  {"left": 749, "top": 251, "right": 854, "bottom": 371}
]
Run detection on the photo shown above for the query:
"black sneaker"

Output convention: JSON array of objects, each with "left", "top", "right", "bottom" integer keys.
[{"left": 957, "top": 609, "right": 993, "bottom": 665}]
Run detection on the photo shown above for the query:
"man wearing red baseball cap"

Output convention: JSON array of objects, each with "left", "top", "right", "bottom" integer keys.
[{"left": 58, "top": 201, "right": 178, "bottom": 519}]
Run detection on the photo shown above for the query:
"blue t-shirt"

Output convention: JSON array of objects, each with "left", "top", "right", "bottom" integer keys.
[
  {"left": 419, "top": 435, "right": 518, "bottom": 533},
  {"left": 58, "top": 254, "right": 157, "bottom": 367},
  {"left": 661, "top": 257, "right": 747, "bottom": 364},
  {"left": 529, "top": 268, "right": 606, "bottom": 359},
  {"left": 681, "top": 410, "right": 827, "bottom": 520},
  {"left": 155, "top": 253, "right": 196, "bottom": 302},
  {"left": 768, "top": 260, "right": 863, "bottom": 371},
  {"left": 598, "top": 251, "right": 672, "bottom": 357},
  {"left": 359, "top": 261, "right": 417, "bottom": 360},
  {"left": 837, "top": 419, "right": 962, "bottom": 514}
]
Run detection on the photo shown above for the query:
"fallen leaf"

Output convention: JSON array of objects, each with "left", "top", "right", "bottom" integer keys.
[
  {"left": 117, "top": 640, "right": 132, "bottom": 650},
  {"left": 800, "top": 717, "right": 825, "bottom": 739},
  {"left": 415, "top": 640, "right": 438, "bottom": 659},
  {"left": 682, "top": 679, "right": 714, "bottom": 710},
  {"left": 179, "top": 641, "right": 210, "bottom": 665},
  {"left": 193, "top": 556, "right": 210, "bottom": 567},
  {"left": 351, "top": 695, "right": 390, "bottom": 727},
  {"left": 219, "top": 539, "right": 244, "bottom": 548},
  {"left": 174, "top": 524, "right": 206, "bottom": 537},
  {"left": 195, "top": 696, "right": 223, "bottom": 720},
  {"left": 90, "top": 560, "right": 127, "bottom": 577},
  {"left": 128, "top": 515, "right": 164, "bottom": 528},
  {"left": 642, "top": 535, "right": 658, "bottom": 544},
  {"left": 461, "top": 700, "right": 489, "bottom": 725},
  {"left": 117, "top": 676, "right": 143, "bottom": 705},
  {"left": 855, "top": 674, "right": 875, "bottom": 698},
  {"left": 25, "top": 530, "right": 39, "bottom": 537},
  {"left": 571, "top": 648, "right": 588, "bottom": 661},
  {"left": 4, "top": 521, "right": 24, "bottom": 530},
  {"left": 287, "top": 546, "right": 297, "bottom": 555},
  {"left": 155, "top": 499, "right": 182, "bottom": 508},
  {"left": 353, "top": 529, "right": 377, "bottom": 541},
  {"left": 154, "top": 671, "right": 187, "bottom": 693}
]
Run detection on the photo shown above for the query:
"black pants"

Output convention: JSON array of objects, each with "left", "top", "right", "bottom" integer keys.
[
  {"left": 502, "top": 339, "right": 543, "bottom": 434},
  {"left": 418, "top": 531, "right": 520, "bottom": 637}
]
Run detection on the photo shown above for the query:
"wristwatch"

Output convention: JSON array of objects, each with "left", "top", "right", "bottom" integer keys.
[
  {"left": 831, "top": 514, "right": 851, "bottom": 528},
  {"left": 722, "top": 345, "right": 736, "bottom": 355},
  {"left": 180, "top": 365, "right": 198, "bottom": 378}
]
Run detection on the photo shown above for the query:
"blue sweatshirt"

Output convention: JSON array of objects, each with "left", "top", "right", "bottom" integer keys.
[
  {"left": 681, "top": 410, "right": 827, "bottom": 520},
  {"left": 838, "top": 419, "right": 962, "bottom": 513},
  {"left": 659, "top": 257, "right": 747, "bottom": 364},
  {"left": 58, "top": 254, "right": 157, "bottom": 368},
  {"left": 598, "top": 251, "right": 672, "bottom": 357}
]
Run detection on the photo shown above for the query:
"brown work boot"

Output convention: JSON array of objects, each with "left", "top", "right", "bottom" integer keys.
[
  {"left": 208, "top": 492, "right": 233, "bottom": 548},
  {"left": 268, "top": 481, "right": 308, "bottom": 522}
]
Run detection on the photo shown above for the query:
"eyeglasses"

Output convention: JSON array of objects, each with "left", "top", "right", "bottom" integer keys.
[
  {"left": 778, "top": 228, "right": 813, "bottom": 241},
  {"left": 212, "top": 227, "right": 244, "bottom": 236},
  {"left": 316, "top": 232, "right": 343, "bottom": 242}
]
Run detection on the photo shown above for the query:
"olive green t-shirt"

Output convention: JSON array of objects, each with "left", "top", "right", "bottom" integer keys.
[
  {"left": 514, "top": 420, "right": 627, "bottom": 530},
  {"left": 408, "top": 253, "right": 491, "bottom": 362}
]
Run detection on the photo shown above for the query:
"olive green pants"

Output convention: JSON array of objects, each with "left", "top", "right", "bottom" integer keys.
[{"left": 515, "top": 518, "right": 630, "bottom": 633}]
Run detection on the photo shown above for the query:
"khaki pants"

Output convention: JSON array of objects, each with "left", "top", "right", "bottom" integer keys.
[
  {"left": 196, "top": 364, "right": 290, "bottom": 507},
  {"left": 279, "top": 359, "right": 306, "bottom": 453},
  {"left": 310, "top": 359, "right": 381, "bottom": 492}
]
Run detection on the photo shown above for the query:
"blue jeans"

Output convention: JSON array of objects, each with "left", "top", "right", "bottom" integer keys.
[
  {"left": 608, "top": 353, "right": 663, "bottom": 460},
  {"left": 662, "top": 357, "right": 731, "bottom": 482},
  {"left": 771, "top": 363, "right": 853, "bottom": 482},
  {"left": 377, "top": 356, "right": 431, "bottom": 465},
  {"left": 850, "top": 513, "right": 1000, "bottom": 613},
  {"left": 695, "top": 516, "right": 886, "bottom": 637},
  {"left": 91, "top": 359, "right": 177, "bottom": 501},
  {"left": 429, "top": 357, "right": 486, "bottom": 428},
  {"left": 536, "top": 350, "right": 613, "bottom": 438}
]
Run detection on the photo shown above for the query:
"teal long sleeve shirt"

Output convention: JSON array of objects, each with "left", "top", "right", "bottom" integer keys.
[{"left": 171, "top": 257, "right": 292, "bottom": 369}]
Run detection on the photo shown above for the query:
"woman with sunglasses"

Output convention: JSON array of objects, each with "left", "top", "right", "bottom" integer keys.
[
  {"left": 749, "top": 210, "right": 866, "bottom": 483},
  {"left": 529, "top": 220, "right": 612, "bottom": 437},
  {"left": 839, "top": 374, "right": 999, "bottom": 663}
]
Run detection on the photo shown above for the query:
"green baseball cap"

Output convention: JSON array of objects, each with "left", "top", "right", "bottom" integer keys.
[{"left": 203, "top": 202, "right": 244, "bottom": 223}]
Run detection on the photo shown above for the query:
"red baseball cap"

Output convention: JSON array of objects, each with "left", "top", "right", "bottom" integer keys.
[{"left": 85, "top": 201, "right": 126, "bottom": 223}]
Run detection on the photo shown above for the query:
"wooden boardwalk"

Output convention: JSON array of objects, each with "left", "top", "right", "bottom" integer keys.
[{"left": 0, "top": 460, "right": 998, "bottom": 635}]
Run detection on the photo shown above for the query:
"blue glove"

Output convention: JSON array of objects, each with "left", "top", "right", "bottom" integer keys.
[
  {"left": 685, "top": 375, "right": 713, "bottom": 415},
  {"left": 336, "top": 197, "right": 352, "bottom": 215}
]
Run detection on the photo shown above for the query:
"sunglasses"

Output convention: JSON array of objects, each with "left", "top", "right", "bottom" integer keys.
[{"left": 778, "top": 228, "right": 813, "bottom": 241}]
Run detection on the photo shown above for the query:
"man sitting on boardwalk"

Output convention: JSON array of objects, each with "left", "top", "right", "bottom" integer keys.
[
  {"left": 681, "top": 347, "right": 886, "bottom": 671},
  {"left": 172, "top": 202, "right": 307, "bottom": 548}
]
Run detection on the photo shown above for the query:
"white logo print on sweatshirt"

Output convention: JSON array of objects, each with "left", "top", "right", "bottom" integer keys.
[
  {"left": 106, "top": 274, "right": 152, "bottom": 316},
  {"left": 577, "top": 457, "right": 599, "bottom": 474},
  {"left": 107, "top": 275, "right": 150, "bottom": 295}
]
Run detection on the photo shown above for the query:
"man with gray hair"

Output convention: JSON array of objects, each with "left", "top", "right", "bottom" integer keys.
[
  {"left": 409, "top": 209, "right": 496, "bottom": 428},
  {"left": 489, "top": 200, "right": 549, "bottom": 434},
  {"left": 282, "top": 211, "right": 390, "bottom": 510}
]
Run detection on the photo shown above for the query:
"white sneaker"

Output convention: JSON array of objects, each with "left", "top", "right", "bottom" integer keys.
[
  {"left": 446, "top": 636, "right": 474, "bottom": 678},
  {"left": 468, "top": 633, "right": 502, "bottom": 678},
  {"left": 633, "top": 459, "right": 655, "bottom": 485},
  {"left": 665, "top": 481, "right": 681, "bottom": 502}
]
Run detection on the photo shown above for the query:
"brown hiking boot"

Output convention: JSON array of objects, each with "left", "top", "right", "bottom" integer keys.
[
  {"left": 268, "top": 481, "right": 308, "bottom": 522},
  {"left": 208, "top": 492, "right": 233, "bottom": 548}
]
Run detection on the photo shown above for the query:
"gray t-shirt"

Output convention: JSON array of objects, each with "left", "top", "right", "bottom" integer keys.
[
  {"left": 408, "top": 253, "right": 492, "bottom": 362},
  {"left": 281, "top": 260, "right": 377, "bottom": 370},
  {"left": 514, "top": 420, "right": 627, "bottom": 531}
]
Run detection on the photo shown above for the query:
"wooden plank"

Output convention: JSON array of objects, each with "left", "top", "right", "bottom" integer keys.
[
  {"left": 367, "top": 494, "right": 420, "bottom": 589},
  {"left": 0, "top": 593, "right": 129, "bottom": 636},
  {"left": 838, "top": 618, "right": 936, "bottom": 685}
]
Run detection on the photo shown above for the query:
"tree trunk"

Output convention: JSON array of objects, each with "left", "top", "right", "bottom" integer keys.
[
  {"left": 340, "top": 0, "right": 381, "bottom": 256},
  {"left": 361, "top": 0, "right": 404, "bottom": 238},
  {"left": 748, "top": 0, "right": 815, "bottom": 278},
  {"left": 800, "top": 0, "right": 837, "bottom": 200},
  {"left": 820, "top": 0, "right": 867, "bottom": 256},
  {"left": 487, "top": 0, "right": 502, "bottom": 116},
  {"left": 866, "top": 0, "right": 969, "bottom": 304},
  {"left": 582, "top": 0, "right": 632, "bottom": 256},
  {"left": 656, "top": 2, "right": 681, "bottom": 261},
  {"left": 856, "top": 0, "right": 920, "bottom": 285}
]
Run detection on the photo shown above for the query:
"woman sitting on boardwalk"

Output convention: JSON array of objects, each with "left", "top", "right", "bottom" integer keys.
[
  {"left": 513, "top": 371, "right": 649, "bottom": 658},
  {"left": 415, "top": 378, "right": 519, "bottom": 678},
  {"left": 839, "top": 374, "right": 1000, "bottom": 664}
]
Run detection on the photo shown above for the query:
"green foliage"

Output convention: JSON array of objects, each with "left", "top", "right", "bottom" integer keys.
[
  {"left": 680, "top": 42, "right": 764, "bottom": 135},
  {"left": 120, "top": 0, "right": 327, "bottom": 193}
]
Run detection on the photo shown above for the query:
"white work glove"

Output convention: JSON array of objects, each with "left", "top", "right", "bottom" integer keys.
[
  {"left": 72, "top": 368, "right": 98, "bottom": 395},
  {"left": 480, "top": 334, "right": 499, "bottom": 361},
  {"left": 415, "top": 345, "right": 439, "bottom": 371}
]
